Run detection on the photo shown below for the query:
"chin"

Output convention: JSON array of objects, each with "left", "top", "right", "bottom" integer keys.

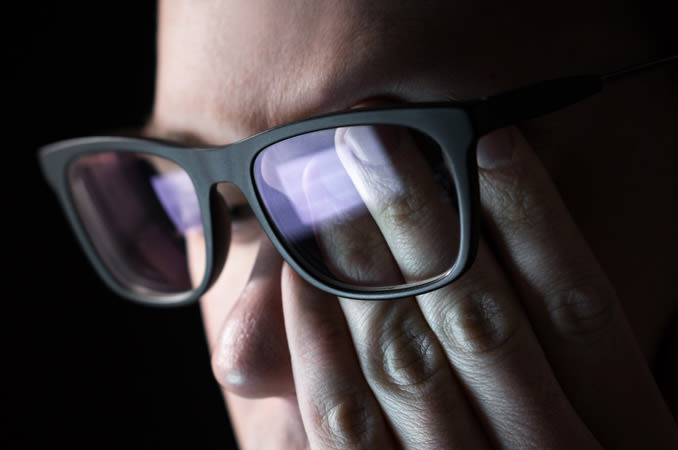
[{"left": 226, "top": 394, "right": 310, "bottom": 450}]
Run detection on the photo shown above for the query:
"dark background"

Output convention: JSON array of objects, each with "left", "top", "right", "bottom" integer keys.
[
  {"left": 8, "top": 4, "right": 238, "bottom": 449},
  {"left": 7, "top": 3, "right": 678, "bottom": 450}
]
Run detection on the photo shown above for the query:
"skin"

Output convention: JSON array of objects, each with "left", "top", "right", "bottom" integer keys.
[{"left": 147, "top": 0, "right": 677, "bottom": 448}]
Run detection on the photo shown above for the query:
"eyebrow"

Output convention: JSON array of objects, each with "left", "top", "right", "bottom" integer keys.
[
  {"left": 140, "top": 54, "right": 677, "bottom": 149},
  {"left": 141, "top": 121, "right": 216, "bottom": 148}
]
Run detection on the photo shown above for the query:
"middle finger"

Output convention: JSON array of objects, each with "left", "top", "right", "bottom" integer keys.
[{"left": 334, "top": 125, "right": 597, "bottom": 448}]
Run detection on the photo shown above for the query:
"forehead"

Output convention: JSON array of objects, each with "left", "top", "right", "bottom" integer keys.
[
  {"left": 152, "top": 0, "right": 445, "bottom": 141},
  {"left": 149, "top": 0, "right": 612, "bottom": 144}
]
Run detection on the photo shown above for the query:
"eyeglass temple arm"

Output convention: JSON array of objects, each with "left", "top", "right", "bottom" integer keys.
[{"left": 471, "top": 55, "right": 677, "bottom": 136}]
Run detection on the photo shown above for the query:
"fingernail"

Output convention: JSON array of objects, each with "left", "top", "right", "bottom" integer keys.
[
  {"left": 476, "top": 127, "right": 514, "bottom": 170},
  {"left": 343, "top": 125, "right": 399, "bottom": 165}
]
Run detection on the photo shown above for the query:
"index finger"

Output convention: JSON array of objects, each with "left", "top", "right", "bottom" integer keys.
[{"left": 333, "top": 124, "right": 461, "bottom": 283}]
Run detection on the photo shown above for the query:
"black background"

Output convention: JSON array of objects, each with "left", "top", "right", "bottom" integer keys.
[
  {"left": 7, "top": 3, "right": 678, "bottom": 450},
  {"left": 8, "top": 4, "right": 238, "bottom": 449}
]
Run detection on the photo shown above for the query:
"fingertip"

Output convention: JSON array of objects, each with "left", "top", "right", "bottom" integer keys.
[{"left": 476, "top": 126, "right": 516, "bottom": 170}]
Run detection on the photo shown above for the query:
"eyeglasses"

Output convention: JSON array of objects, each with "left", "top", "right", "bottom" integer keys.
[{"left": 39, "top": 55, "right": 676, "bottom": 306}]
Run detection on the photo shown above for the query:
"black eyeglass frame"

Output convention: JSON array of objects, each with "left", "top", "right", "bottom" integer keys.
[{"left": 39, "top": 55, "right": 677, "bottom": 306}]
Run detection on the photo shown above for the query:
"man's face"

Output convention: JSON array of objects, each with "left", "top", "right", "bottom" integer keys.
[{"left": 148, "top": 0, "right": 631, "bottom": 448}]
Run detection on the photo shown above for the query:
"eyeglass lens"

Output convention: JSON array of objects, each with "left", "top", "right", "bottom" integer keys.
[
  {"left": 67, "top": 125, "right": 462, "bottom": 296},
  {"left": 68, "top": 152, "right": 206, "bottom": 295},
  {"left": 254, "top": 125, "right": 461, "bottom": 290}
]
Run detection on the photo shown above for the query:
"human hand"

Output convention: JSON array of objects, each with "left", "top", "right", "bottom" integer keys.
[{"left": 281, "top": 125, "right": 678, "bottom": 449}]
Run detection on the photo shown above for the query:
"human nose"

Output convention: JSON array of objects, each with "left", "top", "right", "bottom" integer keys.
[{"left": 209, "top": 235, "right": 295, "bottom": 399}]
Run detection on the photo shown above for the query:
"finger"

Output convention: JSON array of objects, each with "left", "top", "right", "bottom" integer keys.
[
  {"left": 339, "top": 297, "right": 492, "bottom": 449},
  {"left": 303, "top": 153, "right": 490, "bottom": 448},
  {"left": 281, "top": 264, "right": 397, "bottom": 449},
  {"left": 334, "top": 125, "right": 460, "bottom": 283},
  {"left": 419, "top": 244, "right": 599, "bottom": 449},
  {"left": 301, "top": 150, "right": 402, "bottom": 286},
  {"left": 333, "top": 125, "right": 596, "bottom": 448},
  {"left": 476, "top": 126, "right": 678, "bottom": 448}
]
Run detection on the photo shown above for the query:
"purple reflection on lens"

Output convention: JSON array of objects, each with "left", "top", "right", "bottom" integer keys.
[
  {"left": 151, "top": 170, "right": 202, "bottom": 234},
  {"left": 257, "top": 130, "right": 365, "bottom": 238}
]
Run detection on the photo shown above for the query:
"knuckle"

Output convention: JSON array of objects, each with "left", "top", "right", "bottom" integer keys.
[
  {"left": 547, "top": 280, "right": 615, "bottom": 339},
  {"left": 314, "top": 393, "right": 380, "bottom": 449},
  {"left": 377, "top": 182, "right": 434, "bottom": 230},
  {"left": 323, "top": 232, "right": 396, "bottom": 284},
  {"left": 481, "top": 166, "right": 552, "bottom": 230},
  {"left": 371, "top": 316, "right": 448, "bottom": 394},
  {"left": 443, "top": 289, "right": 520, "bottom": 356}
]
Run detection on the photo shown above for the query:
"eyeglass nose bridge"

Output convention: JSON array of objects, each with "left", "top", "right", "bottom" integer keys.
[
  {"left": 199, "top": 183, "right": 234, "bottom": 296},
  {"left": 183, "top": 137, "right": 279, "bottom": 300},
  {"left": 194, "top": 137, "right": 266, "bottom": 197}
]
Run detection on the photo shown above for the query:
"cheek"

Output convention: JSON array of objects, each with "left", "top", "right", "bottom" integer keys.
[{"left": 199, "top": 238, "right": 263, "bottom": 349}]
